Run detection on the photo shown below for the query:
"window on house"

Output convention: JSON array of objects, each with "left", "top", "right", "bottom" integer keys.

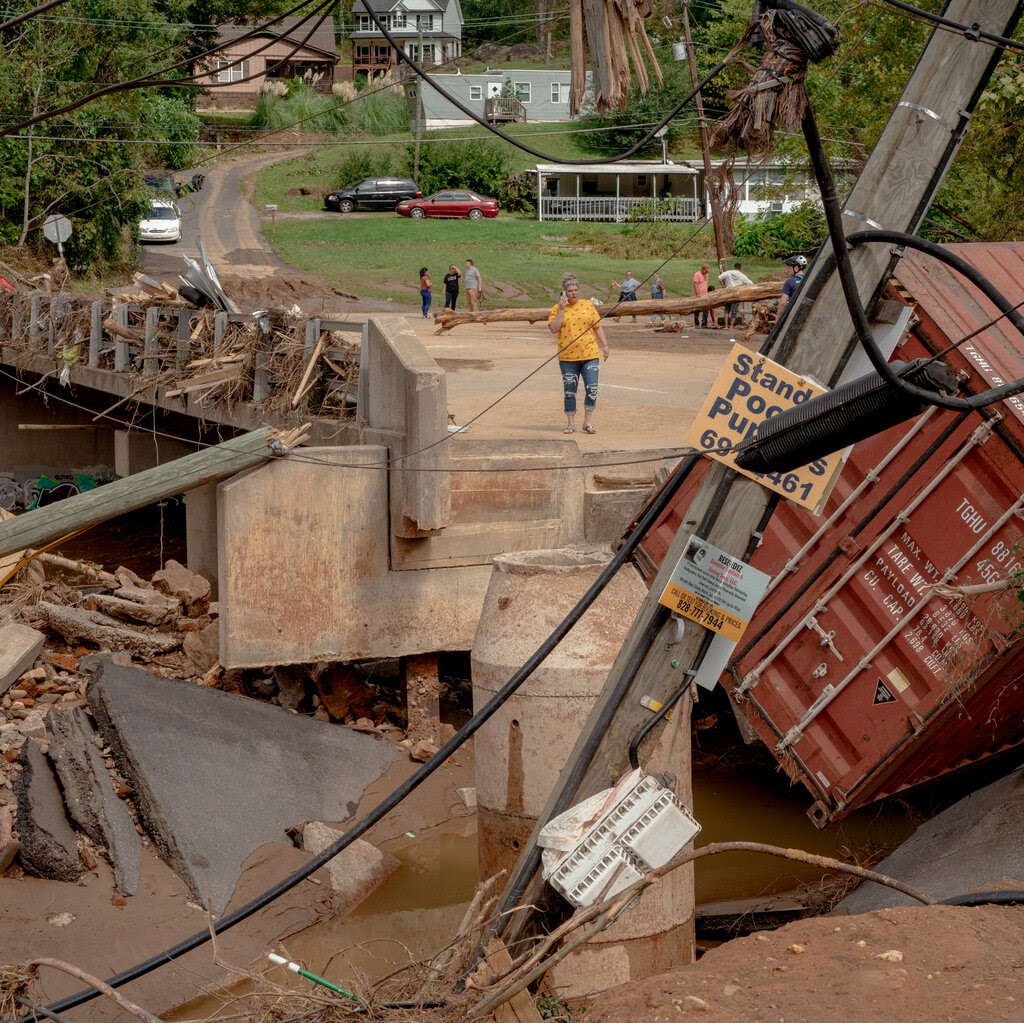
[
  {"left": 416, "top": 13, "right": 434, "bottom": 29},
  {"left": 514, "top": 82, "right": 531, "bottom": 103},
  {"left": 215, "top": 59, "right": 248, "bottom": 83},
  {"left": 636, "top": 175, "right": 648, "bottom": 187},
  {"left": 469, "top": 85, "right": 483, "bottom": 100},
  {"left": 357, "top": 14, "right": 370, "bottom": 29},
  {"left": 551, "top": 82, "right": 570, "bottom": 103}
]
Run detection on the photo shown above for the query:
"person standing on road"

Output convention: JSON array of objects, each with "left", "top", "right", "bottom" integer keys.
[
  {"left": 464, "top": 259, "right": 484, "bottom": 312},
  {"left": 692, "top": 263, "right": 710, "bottom": 328},
  {"left": 718, "top": 262, "right": 754, "bottom": 328},
  {"left": 548, "top": 272, "right": 609, "bottom": 435},
  {"left": 613, "top": 269, "right": 640, "bottom": 321},
  {"left": 776, "top": 254, "right": 807, "bottom": 319},
  {"left": 443, "top": 264, "right": 461, "bottom": 310},
  {"left": 419, "top": 267, "right": 432, "bottom": 318},
  {"left": 649, "top": 272, "right": 667, "bottom": 323}
]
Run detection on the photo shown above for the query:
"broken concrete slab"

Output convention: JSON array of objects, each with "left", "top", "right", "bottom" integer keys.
[
  {"left": 84, "top": 592, "right": 179, "bottom": 626},
  {"left": 14, "top": 740, "right": 82, "bottom": 882},
  {"left": 152, "top": 559, "right": 210, "bottom": 616},
  {"left": 88, "top": 662, "right": 401, "bottom": 916},
  {"left": 47, "top": 707, "right": 140, "bottom": 895},
  {"left": 36, "top": 602, "right": 179, "bottom": 657},
  {"left": 839, "top": 765, "right": 1024, "bottom": 913},
  {"left": 300, "top": 822, "right": 400, "bottom": 915},
  {"left": 0, "top": 622, "right": 45, "bottom": 696},
  {"left": 182, "top": 618, "right": 219, "bottom": 672}
]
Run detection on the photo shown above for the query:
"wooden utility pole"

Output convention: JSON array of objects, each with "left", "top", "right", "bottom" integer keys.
[
  {"left": 681, "top": 0, "right": 728, "bottom": 272},
  {"left": 0, "top": 427, "right": 299, "bottom": 559},
  {"left": 413, "top": 27, "right": 424, "bottom": 179},
  {"left": 496, "top": 0, "right": 1024, "bottom": 958}
]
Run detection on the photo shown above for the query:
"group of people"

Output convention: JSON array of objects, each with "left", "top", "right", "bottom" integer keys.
[
  {"left": 418, "top": 259, "right": 484, "bottom": 318},
  {"left": 548, "top": 254, "right": 808, "bottom": 435}
]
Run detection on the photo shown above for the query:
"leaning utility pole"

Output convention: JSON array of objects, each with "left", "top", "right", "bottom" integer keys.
[
  {"left": 681, "top": 0, "right": 728, "bottom": 271},
  {"left": 496, "top": 0, "right": 1024, "bottom": 958}
]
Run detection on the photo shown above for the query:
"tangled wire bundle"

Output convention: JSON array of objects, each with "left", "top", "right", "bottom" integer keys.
[{"left": 712, "top": 7, "right": 840, "bottom": 157}]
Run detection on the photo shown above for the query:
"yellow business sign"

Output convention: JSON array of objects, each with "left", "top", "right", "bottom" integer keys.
[{"left": 684, "top": 343, "right": 845, "bottom": 512}]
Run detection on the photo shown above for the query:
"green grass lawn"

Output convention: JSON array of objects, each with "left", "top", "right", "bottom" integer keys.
[{"left": 263, "top": 214, "right": 781, "bottom": 307}]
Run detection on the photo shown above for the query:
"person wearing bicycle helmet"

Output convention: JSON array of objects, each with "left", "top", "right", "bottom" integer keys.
[{"left": 777, "top": 254, "right": 807, "bottom": 318}]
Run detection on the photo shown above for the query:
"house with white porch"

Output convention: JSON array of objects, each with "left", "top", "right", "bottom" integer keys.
[{"left": 535, "top": 157, "right": 829, "bottom": 223}]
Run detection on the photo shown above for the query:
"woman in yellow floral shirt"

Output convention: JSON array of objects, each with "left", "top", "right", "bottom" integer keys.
[{"left": 547, "top": 273, "right": 609, "bottom": 434}]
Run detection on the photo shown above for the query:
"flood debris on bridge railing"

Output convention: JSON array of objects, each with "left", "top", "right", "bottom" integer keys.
[{"left": 0, "top": 287, "right": 362, "bottom": 422}]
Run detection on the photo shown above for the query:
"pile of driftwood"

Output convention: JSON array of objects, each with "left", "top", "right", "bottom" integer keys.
[
  {"left": 432, "top": 281, "right": 783, "bottom": 332},
  {"left": 0, "top": 283, "right": 361, "bottom": 421}
]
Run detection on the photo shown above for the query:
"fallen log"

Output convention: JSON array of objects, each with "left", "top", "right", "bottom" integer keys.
[{"left": 432, "top": 282, "right": 784, "bottom": 332}]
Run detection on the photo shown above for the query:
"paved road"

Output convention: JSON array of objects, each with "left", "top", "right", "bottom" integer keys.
[
  {"left": 137, "top": 152, "right": 745, "bottom": 452},
  {"left": 139, "top": 152, "right": 301, "bottom": 282}
]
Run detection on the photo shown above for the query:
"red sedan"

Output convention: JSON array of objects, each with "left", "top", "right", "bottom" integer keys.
[{"left": 396, "top": 190, "right": 499, "bottom": 220}]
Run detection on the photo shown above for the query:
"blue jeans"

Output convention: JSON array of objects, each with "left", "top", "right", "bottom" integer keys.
[
  {"left": 444, "top": 289, "right": 458, "bottom": 310},
  {"left": 561, "top": 358, "right": 599, "bottom": 414},
  {"left": 421, "top": 289, "right": 432, "bottom": 316}
]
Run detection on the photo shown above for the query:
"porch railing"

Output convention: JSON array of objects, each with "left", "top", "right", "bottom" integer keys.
[{"left": 538, "top": 195, "right": 700, "bottom": 223}]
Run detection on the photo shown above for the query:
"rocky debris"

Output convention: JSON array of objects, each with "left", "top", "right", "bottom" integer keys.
[
  {"left": 87, "top": 661, "right": 401, "bottom": 915},
  {"left": 410, "top": 739, "right": 439, "bottom": 762},
  {"left": 47, "top": 707, "right": 140, "bottom": 895},
  {"left": 506, "top": 42, "right": 543, "bottom": 58},
  {"left": 183, "top": 618, "right": 219, "bottom": 673},
  {"left": 35, "top": 602, "right": 180, "bottom": 658},
  {"left": 300, "top": 822, "right": 400, "bottom": 913},
  {"left": 151, "top": 559, "right": 211, "bottom": 617},
  {"left": 83, "top": 590, "right": 180, "bottom": 626},
  {"left": 313, "top": 663, "right": 376, "bottom": 720},
  {"left": 275, "top": 664, "right": 307, "bottom": 711},
  {"left": 0, "top": 623, "right": 45, "bottom": 696},
  {"left": 0, "top": 804, "right": 19, "bottom": 872},
  {"left": 13, "top": 740, "right": 81, "bottom": 882}
]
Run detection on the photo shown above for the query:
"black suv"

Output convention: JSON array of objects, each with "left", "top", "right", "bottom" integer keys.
[{"left": 324, "top": 177, "right": 421, "bottom": 213}]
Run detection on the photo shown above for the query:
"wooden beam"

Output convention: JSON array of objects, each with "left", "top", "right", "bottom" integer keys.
[
  {"left": 432, "top": 283, "right": 783, "bottom": 332},
  {"left": 0, "top": 427, "right": 279, "bottom": 559},
  {"left": 495, "top": 0, "right": 1024, "bottom": 957}
]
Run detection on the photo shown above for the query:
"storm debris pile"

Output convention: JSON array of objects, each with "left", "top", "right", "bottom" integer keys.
[
  {"left": 0, "top": 288, "right": 361, "bottom": 421},
  {"left": 0, "top": 555, "right": 423, "bottom": 898}
]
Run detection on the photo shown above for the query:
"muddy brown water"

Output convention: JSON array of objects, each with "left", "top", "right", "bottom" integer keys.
[{"left": 166, "top": 762, "right": 920, "bottom": 1018}]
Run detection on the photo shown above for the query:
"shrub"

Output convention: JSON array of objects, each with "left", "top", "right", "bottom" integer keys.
[
  {"left": 410, "top": 139, "right": 507, "bottom": 197},
  {"left": 329, "top": 150, "right": 407, "bottom": 187},
  {"left": 499, "top": 172, "right": 536, "bottom": 213},
  {"left": 733, "top": 202, "right": 826, "bottom": 259}
]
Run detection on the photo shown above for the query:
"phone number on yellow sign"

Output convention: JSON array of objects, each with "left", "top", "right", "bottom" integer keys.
[
  {"left": 697, "top": 428, "right": 826, "bottom": 502},
  {"left": 673, "top": 594, "right": 728, "bottom": 632}
]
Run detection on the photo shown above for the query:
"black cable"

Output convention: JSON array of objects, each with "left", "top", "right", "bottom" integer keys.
[
  {"left": 362, "top": 1, "right": 744, "bottom": 165},
  {"left": 873, "top": 0, "right": 1024, "bottom": 52},
  {"left": 939, "top": 889, "right": 1024, "bottom": 906},
  {"left": 0, "top": 0, "right": 73, "bottom": 32},
  {"left": 26, "top": 452, "right": 702, "bottom": 1023}
]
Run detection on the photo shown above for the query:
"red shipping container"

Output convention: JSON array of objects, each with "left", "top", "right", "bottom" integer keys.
[{"left": 636, "top": 243, "right": 1024, "bottom": 826}]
